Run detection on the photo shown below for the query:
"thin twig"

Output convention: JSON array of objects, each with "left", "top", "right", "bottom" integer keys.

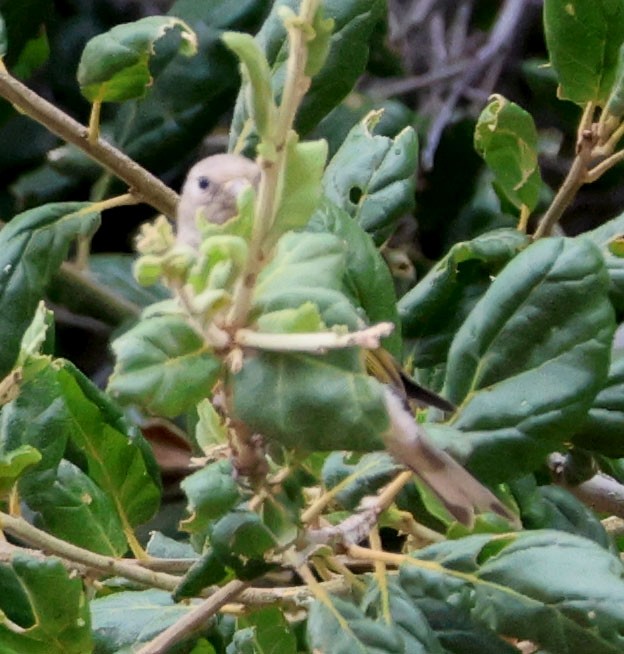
[
  {"left": 549, "top": 453, "right": 624, "bottom": 518},
  {"left": 422, "top": 0, "right": 526, "bottom": 169},
  {"left": 0, "top": 511, "right": 181, "bottom": 591},
  {"left": 226, "top": 0, "right": 318, "bottom": 329},
  {"left": 533, "top": 151, "right": 588, "bottom": 238},
  {"left": 56, "top": 263, "right": 141, "bottom": 325},
  {"left": 369, "top": 527, "right": 391, "bottom": 624},
  {"left": 367, "top": 60, "right": 469, "bottom": 98},
  {"left": 0, "top": 71, "right": 178, "bottom": 217},
  {"left": 235, "top": 322, "right": 394, "bottom": 353},
  {"left": 137, "top": 580, "right": 249, "bottom": 654},
  {"left": 586, "top": 148, "right": 624, "bottom": 183}
]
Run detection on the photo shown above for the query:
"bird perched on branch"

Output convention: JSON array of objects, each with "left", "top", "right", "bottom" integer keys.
[{"left": 175, "top": 153, "right": 518, "bottom": 528}]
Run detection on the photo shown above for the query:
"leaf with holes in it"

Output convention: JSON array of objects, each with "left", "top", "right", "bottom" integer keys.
[
  {"left": 544, "top": 0, "right": 624, "bottom": 105},
  {"left": 0, "top": 202, "right": 100, "bottom": 379},
  {"left": 0, "top": 554, "right": 92, "bottom": 654},
  {"left": 77, "top": 16, "right": 197, "bottom": 103},
  {"left": 108, "top": 313, "right": 222, "bottom": 417},
  {"left": 322, "top": 111, "right": 418, "bottom": 243},
  {"left": 434, "top": 237, "right": 615, "bottom": 483},
  {"left": 474, "top": 95, "right": 542, "bottom": 212}
]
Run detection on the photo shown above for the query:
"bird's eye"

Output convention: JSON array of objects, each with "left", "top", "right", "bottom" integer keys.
[{"left": 197, "top": 176, "right": 211, "bottom": 191}]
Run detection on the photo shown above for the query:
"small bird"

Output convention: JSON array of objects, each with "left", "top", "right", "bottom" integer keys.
[
  {"left": 176, "top": 154, "right": 518, "bottom": 527},
  {"left": 176, "top": 153, "right": 260, "bottom": 249}
]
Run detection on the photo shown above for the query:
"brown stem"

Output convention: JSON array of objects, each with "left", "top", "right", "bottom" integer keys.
[
  {"left": 0, "top": 511, "right": 181, "bottom": 591},
  {"left": 0, "top": 71, "right": 178, "bottom": 217},
  {"left": 137, "top": 580, "right": 249, "bottom": 654},
  {"left": 549, "top": 453, "right": 624, "bottom": 518},
  {"left": 533, "top": 153, "right": 588, "bottom": 239},
  {"left": 56, "top": 262, "right": 141, "bottom": 325}
]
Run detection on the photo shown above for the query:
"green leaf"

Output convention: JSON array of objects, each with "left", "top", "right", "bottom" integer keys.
[
  {"left": 192, "top": 639, "right": 217, "bottom": 654},
  {"left": 146, "top": 531, "right": 196, "bottom": 559},
  {"left": 77, "top": 16, "right": 197, "bottom": 103},
  {"left": 305, "top": 6, "right": 335, "bottom": 76},
  {"left": 173, "top": 550, "right": 228, "bottom": 599},
  {"left": 91, "top": 589, "right": 198, "bottom": 653},
  {"left": 231, "top": 0, "right": 385, "bottom": 145},
  {"left": 0, "top": 0, "right": 52, "bottom": 73},
  {"left": 585, "top": 210, "right": 624, "bottom": 314},
  {"left": 180, "top": 460, "right": 243, "bottom": 535},
  {"left": 210, "top": 509, "right": 276, "bottom": 580},
  {"left": 234, "top": 607, "right": 297, "bottom": 654},
  {"left": 256, "top": 231, "right": 344, "bottom": 297},
  {"left": 108, "top": 312, "right": 222, "bottom": 417},
  {"left": 12, "top": 29, "right": 49, "bottom": 79},
  {"left": 0, "top": 445, "right": 41, "bottom": 496},
  {"left": 0, "top": 202, "right": 100, "bottom": 379},
  {"left": 474, "top": 95, "right": 542, "bottom": 212},
  {"left": 90, "top": 254, "right": 170, "bottom": 307},
  {"left": 544, "top": 0, "right": 624, "bottom": 106},
  {"left": 0, "top": 363, "right": 67, "bottom": 498},
  {"left": 606, "top": 43, "right": 624, "bottom": 117},
  {"left": 233, "top": 350, "right": 388, "bottom": 452},
  {"left": 1, "top": 355, "right": 160, "bottom": 551},
  {"left": 196, "top": 398, "right": 229, "bottom": 452},
  {"left": 25, "top": 460, "right": 128, "bottom": 556},
  {"left": 401, "top": 530, "right": 624, "bottom": 654},
  {"left": 322, "top": 112, "right": 418, "bottom": 243},
  {"left": 256, "top": 303, "right": 325, "bottom": 334},
  {"left": 362, "top": 579, "right": 446, "bottom": 654},
  {"left": 58, "top": 361, "right": 161, "bottom": 527},
  {"left": 0, "top": 13, "right": 7, "bottom": 59},
  {"left": 268, "top": 136, "right": 328, "bottom": 244},
  {"left": 512, "top": 478, "right": 612, "bottom": 550},
  {"left": 307, "top": 596, "right": 404, "bottom": 653},
  {"left": 322, "top": 452, "right": 400, "bottom": 510},
  {"left": 572, "top": 355, "right": 624, "bottom": 456},
  {"left": 238, "top": 229, "right": 391, "bottom": 454},
  {"left": 308, "top": 199, "right": 402, "bottom": 357},
  {"left": 252, "top": 231, "right": 362, "bottom": 329},
  {"left": 439, "top": 237, "right": 615, "bottom": 482},
  {"left": 17, "top": 300, "right": 54, "bottom": 365},
  {"left": 0, "top": 554, "right": 92, "bottom": 654},
  {"left": 398, "top": 228, "right": 530, "bottom": 368},
  {"left": 222, "top": 31, "right": 276, "bottom": 139},
  {"left": 111, "top": 0, "right": 265, "bottom": 173}
]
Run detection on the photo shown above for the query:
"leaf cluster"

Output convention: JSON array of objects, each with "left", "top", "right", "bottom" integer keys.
[{"left": 0, "top": 1, "right": 624, "bottom": 653}]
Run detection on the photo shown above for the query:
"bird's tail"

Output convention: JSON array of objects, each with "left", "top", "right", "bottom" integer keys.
[{"left": 382, "top": 387, "right": 520, "bottom": 528}]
